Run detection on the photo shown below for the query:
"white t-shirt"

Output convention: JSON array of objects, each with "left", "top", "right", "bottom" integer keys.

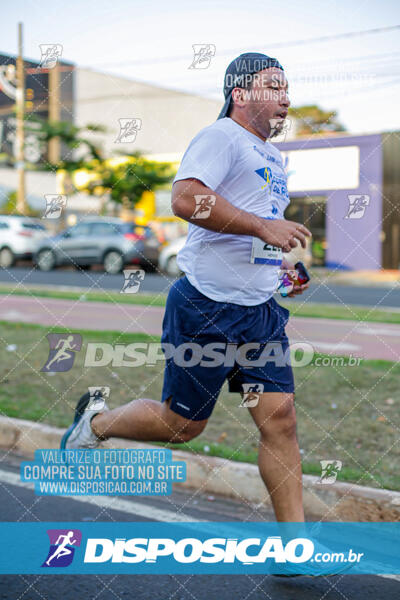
[{"left": 174, "top": 117, "right": 290, "bottom": 306}]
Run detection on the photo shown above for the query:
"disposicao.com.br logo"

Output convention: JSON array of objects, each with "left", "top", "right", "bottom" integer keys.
[
  {"left": 82, "top": 535, "right": 362, "bottom": 566},
  {"left": 1, "top": 522, "right": 397, "bottom": 575}
]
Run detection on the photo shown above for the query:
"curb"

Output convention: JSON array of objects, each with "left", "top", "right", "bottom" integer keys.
[{"left": 1, "top": 416, "right": 399, "bottom": 521}]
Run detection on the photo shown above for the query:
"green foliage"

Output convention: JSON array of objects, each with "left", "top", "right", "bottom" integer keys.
[
  {"left": 24, "top": 116, "right": 105, "bottom": 170},
  {"left": 84, "top": 152, "right": 174, "bottom": 207},
  {"left": 289, "top": 104, "right": 346, "bottom": 136},
  {"left": 1, "top": 190, "right": 17, "bottom": 214},
  {"left": 1, "top": 190, "right": 39, "bottom": 216}
]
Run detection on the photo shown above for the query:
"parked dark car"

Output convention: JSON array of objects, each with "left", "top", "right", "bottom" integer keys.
[{"left": 34, "top": 218, "right": 160, "bottom": 274}]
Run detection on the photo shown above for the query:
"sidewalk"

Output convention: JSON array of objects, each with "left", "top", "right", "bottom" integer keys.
[
  {"left": 1, "top": 415, "right": 399, "bottom": 522},
  {"left": 316, "top": 268, "right": 400, "bottom": 288}
]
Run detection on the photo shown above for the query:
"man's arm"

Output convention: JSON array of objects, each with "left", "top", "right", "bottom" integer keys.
[{"left": 172, "top": 178, "right": 311, "bottom": 253}]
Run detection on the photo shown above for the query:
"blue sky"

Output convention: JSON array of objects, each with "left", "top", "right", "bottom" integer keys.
[{"left": 2, "top": 0, "right": 400, "bottom": 133}]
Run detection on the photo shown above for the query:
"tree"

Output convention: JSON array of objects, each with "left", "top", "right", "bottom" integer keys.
[
  {"left": 289, "top": 105, "right": 346, "bottom": 136},
  {"left": 24, "top": 116, "right": 105, "bottom": 171},
  {"left": 23, "top": 119, "right": 175, "bottom": 211},
  {"left": 83, "top": 152, "right": 174, "bottom": 209}
]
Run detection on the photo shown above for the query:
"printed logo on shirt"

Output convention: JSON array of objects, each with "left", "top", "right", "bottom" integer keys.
[
  {"left": 255, "top": 167, "right": 272, "bottom": 190},
  {"left": 270, "top": 176, "right": 289, "bottom": 202},
  {"left": 253, "top": 145, "right": 278, "bottom": 163}
]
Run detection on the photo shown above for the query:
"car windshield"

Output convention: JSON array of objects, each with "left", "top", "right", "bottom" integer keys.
[
  {"left": 21, "top": 223, "right": 46, "bottom": 231},
  {"left": 118, "top": 223, "right": 150, "bottom": 236}
]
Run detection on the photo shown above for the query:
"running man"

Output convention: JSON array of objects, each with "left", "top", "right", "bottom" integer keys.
[
  {"left": 45, "top": 531, "right": 77, "bottom": 566},
  {"left": 121, "top": 270, "right": 144, "bottom": 293},
  {"left": 45, "top": 335, "right": 78, "bottom": 371},
  {"left": 45, "top": 195, "right": 65, "bottom": 217},
  {"left": 62, "top": 53, "right": 311, "bottom": 525}
]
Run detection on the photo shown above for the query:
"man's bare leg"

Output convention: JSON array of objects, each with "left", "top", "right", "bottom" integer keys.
[
  {"left": 247, "top": 392, "right": 304, "bottom": 522},
  {"left": 91, "top": 397, "right": 207, "bottom": 444}
]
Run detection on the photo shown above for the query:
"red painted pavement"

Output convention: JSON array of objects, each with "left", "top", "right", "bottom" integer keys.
[{"left": 0, "top": 295, "right": 399, "bottom": 361}]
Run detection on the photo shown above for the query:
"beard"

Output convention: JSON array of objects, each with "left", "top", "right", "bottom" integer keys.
[{"left": 248, "top": 104, "right": 286, "bottom": 140}]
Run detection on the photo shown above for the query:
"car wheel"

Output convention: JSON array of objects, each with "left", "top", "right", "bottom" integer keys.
[
  {"left": 0, "top": 247, "right": 15, "bottom": 269},
  {"left": 165, "top": 255, "right": 181, "bottom": 277},
  {"left": 103, "top": 251, "right": 123, "bottom": 274},
  {"left": 37, "top": 248, "right": 56, "bottom": 271}
]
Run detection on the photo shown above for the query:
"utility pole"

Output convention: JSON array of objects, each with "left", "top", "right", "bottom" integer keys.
[
  {"left": 48, "top": 60, "right": 60, "bottom": 163},
  {"left": 16, "top": 22, "right": 27, "bottom": 214}
]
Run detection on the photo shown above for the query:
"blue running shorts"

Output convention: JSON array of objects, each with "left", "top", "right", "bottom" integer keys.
[{"left": 161, "top": 275, "right": 294, "bottom": 421}]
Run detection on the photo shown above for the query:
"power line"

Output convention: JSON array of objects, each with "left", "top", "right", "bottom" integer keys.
[
  {"left": 261, "top": 24, "right": 400, "bottom": 49},
  {"left": 92, "top": 24, "right": 400, "bottom": 68}
]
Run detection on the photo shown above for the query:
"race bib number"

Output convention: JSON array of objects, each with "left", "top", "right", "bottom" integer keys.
[{"left": 250, "top": 238, "right": 282, "bottom": 265}]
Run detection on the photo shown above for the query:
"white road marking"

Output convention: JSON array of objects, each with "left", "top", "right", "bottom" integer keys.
[
  {"left": 0, "top": 468, "right": 253, "bottom": 538},
  {"left": 0, "top": 467, "right": 284, "bottom": 545},
  {"left": 290, "top": 340, "right": 360, "bottom": 352},
  {"left": 0, "top": 468, "right": 204, "bottom": 522},
  {"left": 356, "top": 327, "right": 400, "bottom": 337},
  {"left": 0, "top": 310, "right": 33, "bottom": 321}
]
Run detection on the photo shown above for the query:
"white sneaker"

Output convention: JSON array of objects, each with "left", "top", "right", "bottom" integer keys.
[
  {"left": 273, "top": 554, "right": 353, "bottom": 578},
  {"left": 61, "top": 392, "right": 109, "bottom": 450},
  {"left": 273, "top": 523, "right": 353, "bottom": 577}
]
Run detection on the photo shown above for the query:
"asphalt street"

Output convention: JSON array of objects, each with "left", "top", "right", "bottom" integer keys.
[
  {"left": 1, "top": 266, "right": 400, "bottom": 308},
  {"left": 0, "top": 451, "right": 399, "bottom": 600},
  {"left": 1, "top": 293, "right": 399, "bottom": 360}
]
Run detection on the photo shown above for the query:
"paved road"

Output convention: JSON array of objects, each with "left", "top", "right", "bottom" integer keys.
[
  {"left": 1, "top": 294, "right": 399, "bottom": 361},
  {"left": 1, "top": 266, "right": 175, "bottom": 294},
  {"left": 1, "top": 266, "right": 400, "bottom": 308},
  {"left": 0, "top": 451, "right": 398, "bottom": 600}
]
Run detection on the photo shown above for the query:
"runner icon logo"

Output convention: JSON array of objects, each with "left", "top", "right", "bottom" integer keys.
[
  {"left": 192, "top": 195, "right": 216, "bottom": 219},
  {"left": 239, "top": 383, "right": 264, "bottom": 407},
  {"left": 86, "top": 386, "right": 110, "bottom": 411},
  {"left": 43, "top": 194, "right": 67, "bottom": 219},
  {"left": 42, "top": 529, "right": 82, "bottom": 568},
  {"left": 345, "top": 195, "right": 370, "bottom": 219},
  {"left": 115, "top": 118, "right": 142, "bottom": 143},
  {"left": 41, "top": 333, "right": 82, "bottom": 373},
  {"left": 188, "top": 44, "right": 216, "bottom": 69},
  {"left": 39, "top": 44, "right": 63, "bottom": 69},
  {"left": 319, "top": 460, "right": 342, "bottom": 484},
  {"left": 121, "top": 269, "right": 145, "bottom": 294},
  {"left": 268, "top": 117, "right": 291, "bottom": 141}
]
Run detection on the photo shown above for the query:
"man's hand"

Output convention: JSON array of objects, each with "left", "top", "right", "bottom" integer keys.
[
  {"left": 287, "top": 281, "right": 309, "bottom": 297},
  {"left": 256, "top": 218, "right": 311, "bottom": 253},
  {"left": 280, "top": 258, "right": 310, "bottom": 297}
]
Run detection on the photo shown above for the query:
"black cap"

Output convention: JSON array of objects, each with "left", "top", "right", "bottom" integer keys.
[{"left": 217, "top": 52, "right": 284, "bottom": 120}]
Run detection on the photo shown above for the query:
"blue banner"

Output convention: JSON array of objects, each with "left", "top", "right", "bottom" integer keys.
[
  {"left": 20, "top": 449, "right": 186, "bottom": 496},
  {"left": 0, "top": 522, "right": 399, "bottom": 575}
]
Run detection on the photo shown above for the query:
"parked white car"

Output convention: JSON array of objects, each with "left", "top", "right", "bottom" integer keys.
[
  {"left": 0, "top": 215, "right": 48, "bottom": 268},
  {"left": 158, "top": 236, "right": 185, "bottom": 276},
  {"left": 159, "top": 235, "right": 312, "bottom": 277}
]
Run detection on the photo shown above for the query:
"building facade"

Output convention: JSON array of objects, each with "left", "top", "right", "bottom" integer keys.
[
  {"left": 75, "top": 68, "right": 221, "bottom": 160},
  {"left": 275, "top": 132, "right": 399, "bottom": 270}
]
